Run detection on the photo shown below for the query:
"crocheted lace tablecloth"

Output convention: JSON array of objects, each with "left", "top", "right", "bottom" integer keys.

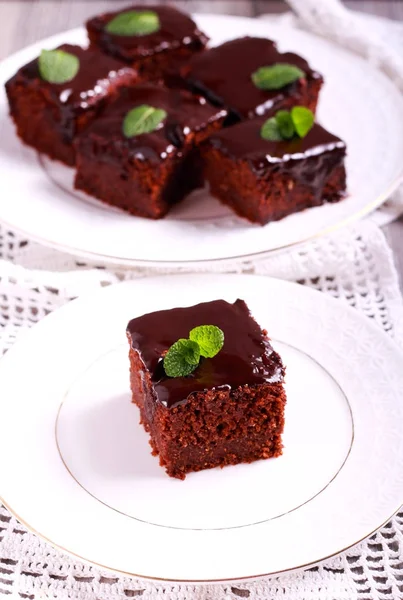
[{"left": 1, "top": 1, "right": 403, "bottom": 598}]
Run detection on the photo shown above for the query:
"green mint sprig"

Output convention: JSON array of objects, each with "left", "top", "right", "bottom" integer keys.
[
  {"left": 122, "top": 105, "right": 167, "bottom": 138},
  {"left": 163, "top": 339, "right": 200, "bottom": 378},
  {"left": 163, "top": 325, "right": 224, "bottom": 378},
  {"left": 251, "top": 63, "right": 305, "bottom": 91},
  {"left": 189, "top": 325, "right": 224, "bottom": 359},
  {"left": 291, "top": 106, "right": 315, "bottom": 137},
  {"left": 38, "top": 49, "right": 79, "bottom": 84},
  {"left": 260, "top": 106, "right": 314, "bottom": 142},
  {"left": 275, "top": 110, "right": 296, "bottom": 139},
  {"left": 105, "top": 10, "right": 160, "bottom": 36}
]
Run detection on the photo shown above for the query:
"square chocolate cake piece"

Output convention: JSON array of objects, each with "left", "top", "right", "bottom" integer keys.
[
  {"left": 5, "top": 44, "right": 138, "bottom": 166},
  {"left": 127, "top": 299, "right": 286, "bottom": 480},
  {"left": 202, "top": 117, "right": 347, "bottom": 225},
  {"left": 178, "top": 37, "right": 323, "bottom": 124},
  {"left": 74, "top": 84, "right": 226, "bottom": 218},
  {"left": 86, "top": 5, "right": 208, "bottom": 80}
]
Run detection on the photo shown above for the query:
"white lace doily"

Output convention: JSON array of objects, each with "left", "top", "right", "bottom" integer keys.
[{"left": 1, "top": 1, "right": 403, "bottom": 599}]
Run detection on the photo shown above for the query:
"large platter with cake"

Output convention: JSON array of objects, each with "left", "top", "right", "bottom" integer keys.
[
  {"left": 0, "top": 9, "right": 402, "bottom": 266},
  {"left": 1, "top": 273, "right": 403, "bottom": 582}
]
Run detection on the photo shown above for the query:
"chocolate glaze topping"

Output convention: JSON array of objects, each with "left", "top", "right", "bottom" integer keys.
[
  {"left": 7, "top": 44, "right": 137, "bottom": 144},
  {"left": 16, "top": 44, "right": 136, "bottom": 109},
  {"left": 208, "top": 120, "right": 347, "bottom": 199},
  {"left": 182, "top": 37, "right": 322, "bottom": 120},
  {"left": 80, "top": 84, "right": 226, "bottom": 163},
  {"left": 209, "top": 119, "right": 346, "bottom": 168},
  {"left": 127, "top": 299, "right": 285, "bottom": 408},
  {"left": 87, "top": 5, "right": 208, "bottom": 62}
]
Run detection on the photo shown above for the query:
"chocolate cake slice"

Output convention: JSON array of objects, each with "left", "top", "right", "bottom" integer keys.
[
  {"left": 74, "top": 84, "right": 227, "bottom": 218},
  {"left": 202, "top": 117, "right": 347, "bottom": 225},
  {"left": 177, "top": 37, "right": 323, "bottom": 124},
  {"left": 127, "top": 299, "right": 287, "bottom": 480},
  {"left": 86, "top": 5, "right": 208, "bottom": 80},
  {"left": 5, "top": 44, "right": 138, "bottom": 166}
]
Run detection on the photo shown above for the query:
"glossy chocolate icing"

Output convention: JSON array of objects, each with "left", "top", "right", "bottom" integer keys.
[
  {"left": 87, "top": 5, "right": 208, "bottom": 62},
  {"left": 17, "top": 44, "right": 136, "bottom": 109},
  {"left": 127, "top": 299, "right": 284, "bottom": 408},
  {"left": 7, "top": 44, "right": 137, "bottom": 144},
  {"left": 80, "top": 84, "right": 226, "bottom": 163},
  {"left": 208, "top": 118, "right": 346, "bottom": 191},
  {"left": 183, "top": 37, "right": 322, "bottom": 120}
]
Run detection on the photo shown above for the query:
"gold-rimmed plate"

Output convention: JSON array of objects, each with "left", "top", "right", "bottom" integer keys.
[
  {"left": 1, "top": 274, "right": 403, "bottom": 582},
  {"left": 0, "top": 14, "right": 403, "bottom": 267}
]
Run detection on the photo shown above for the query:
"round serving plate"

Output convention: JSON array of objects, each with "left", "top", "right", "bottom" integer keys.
[
  {"left": 0, "top": 15, "right": 402, "bottom": 266},
  {"left": 1, "top": 273, "right": 403, "bottom": 582}
]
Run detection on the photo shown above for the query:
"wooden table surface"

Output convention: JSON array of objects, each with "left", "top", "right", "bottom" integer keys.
[{"left": 1, "top": 0, "right": 402, "bottom": 282}]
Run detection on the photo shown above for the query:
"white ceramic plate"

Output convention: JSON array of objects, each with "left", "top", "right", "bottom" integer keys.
[
  {"left": 1, "top": 274, "right": 403, "bottom": 583},
  {"left": 0, "top": 15, "right": 403, "bottom": 267}
]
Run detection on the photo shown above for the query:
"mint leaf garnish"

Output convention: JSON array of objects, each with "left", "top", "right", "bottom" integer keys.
[
  {"left": 251, "top": 63, "right": 305, "bottom": 91},
  {"left": 261, "top": 106, "right": 314, "bottom": 142},
  {"left": 163, "top": 339, "right": 200, "bottom": 378},
  {"left": 291, "top": 106, "right": 314, "bottom": 138},
  {"left": 163, "top": 324, "right": 225, "bottom": 378},
  {"left": 260, "top": 117, "right": 283, "bottom": 142},
  {"left": 275, "top": 110, "right": 295, "bottom": 140},
  {"left": 189, "top": 325, "right": 224, "bottom": 359},
  {"left": 105, "top": 10, "right": 160, "bottom": 36},
  {"left": 122, "top": 105, "right": 167, "bottom": 138},
  {"left": 38, "top": 49, "right": 79, "bottom": 84}
]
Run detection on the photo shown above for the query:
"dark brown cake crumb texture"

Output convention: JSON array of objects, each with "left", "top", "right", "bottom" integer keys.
[{"left": 129, "top": 339, "right": 286, "bottom": 480}]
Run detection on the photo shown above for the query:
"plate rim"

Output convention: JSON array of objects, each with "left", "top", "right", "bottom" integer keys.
[
  {"left": 0, "top": 16, "right": 403, "bottom": 268},
  {"left": 1, "top": 494, "right": 401, "bottom": 584},
  {"left": 1, "top": 273, "right": 403, "bottom": 582}
]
